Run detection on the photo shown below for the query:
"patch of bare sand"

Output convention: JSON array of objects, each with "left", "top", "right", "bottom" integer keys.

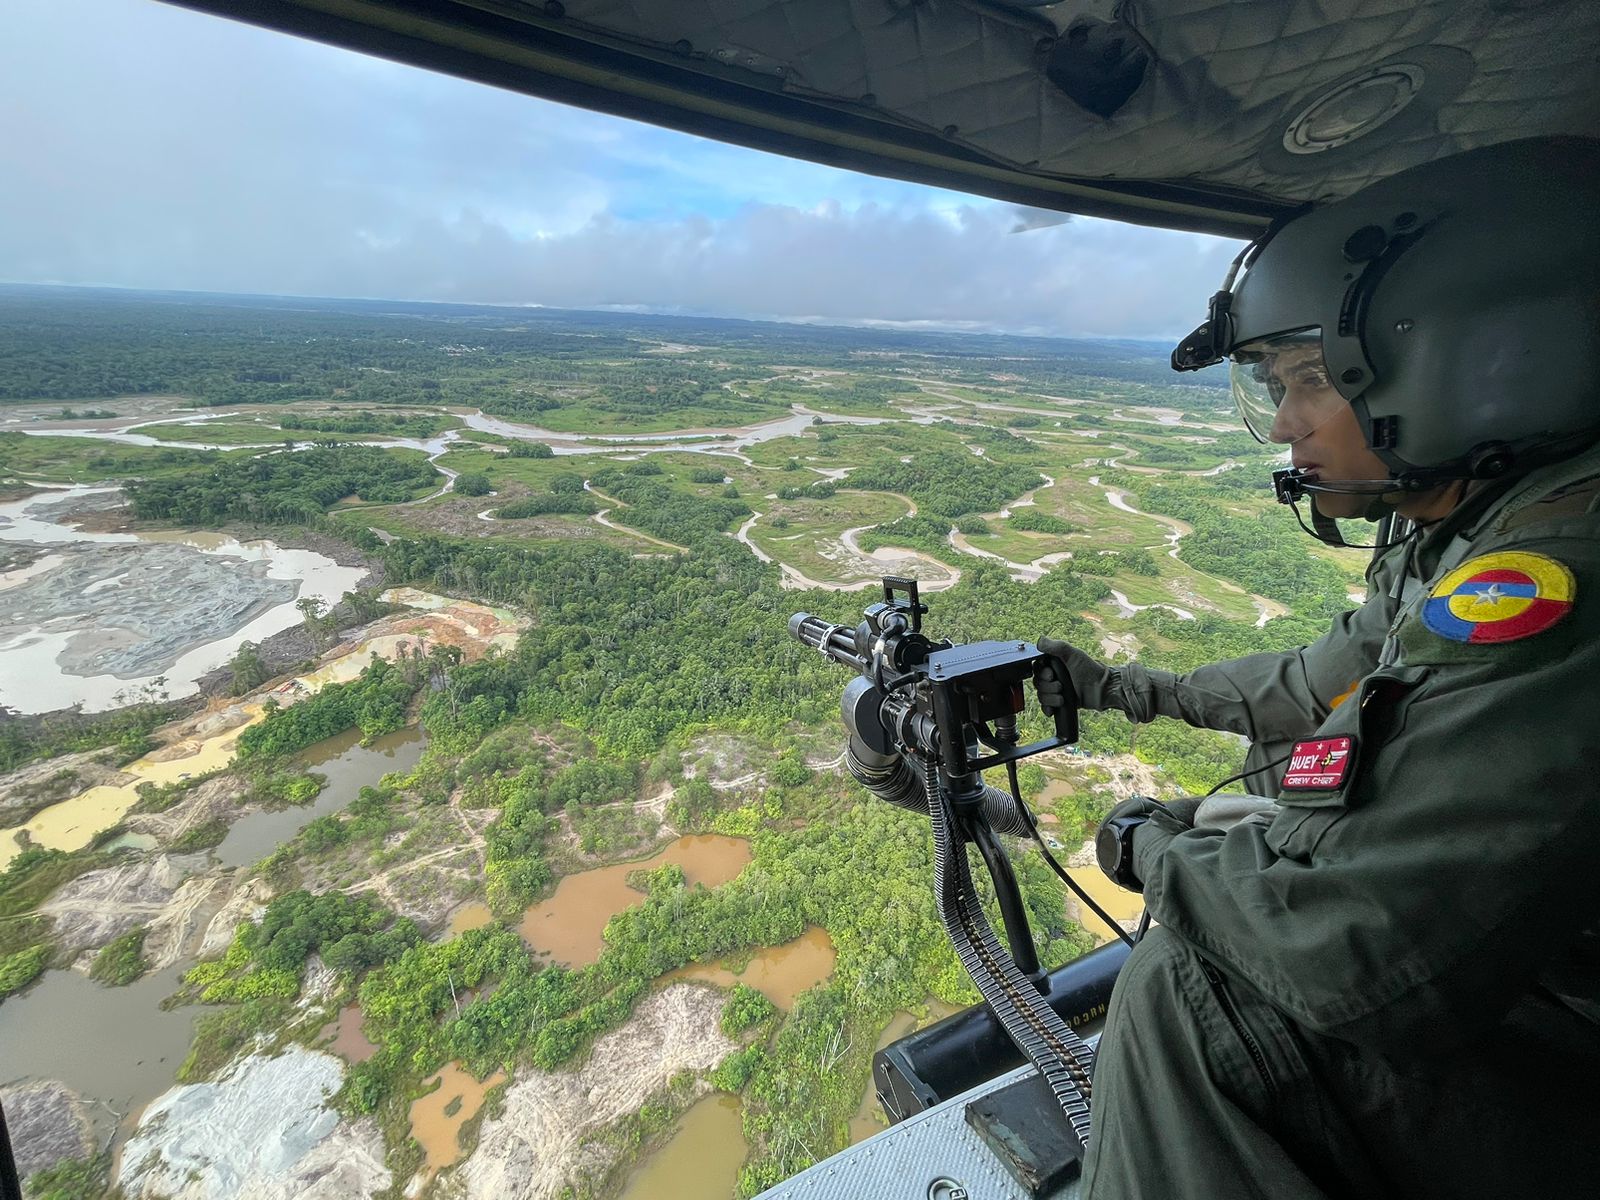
[
  {"left": 0, "top": 749, "right": 137, "bottom": 826},
  {"left": 457, "top": 984, "right": 735, "bottom": 1200},
  {"left": 1094, "top": 753, "right": 1175, "bottom": 803},
  {"left": 0, "top": 1080, "right": 94, "bottom": 1179},
  {"left": 198, "top": 876, "right": 273, "bottom": 958},
  {"left": 682, "top": 733, "right": 768, "bottom": 792},
  {"left": 41, "top": 853, "right": 228, "bottom": 971}
]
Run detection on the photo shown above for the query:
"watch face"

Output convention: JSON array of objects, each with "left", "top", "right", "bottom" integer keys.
[
  {"left": 1095, "top": 821, "right": 1124, "bottom": 876},
  {"left": 1096, "top": 816, "right": 1146, "bottom": 894}
]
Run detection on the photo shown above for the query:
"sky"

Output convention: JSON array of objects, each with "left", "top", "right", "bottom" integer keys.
[{"left": 1, "top": 0, "right": 1245, "bottom": 338}]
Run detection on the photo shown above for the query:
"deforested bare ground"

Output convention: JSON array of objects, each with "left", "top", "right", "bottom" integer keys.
[{"left": 456, "top": 983, "right": 735, "bottom": 1200}]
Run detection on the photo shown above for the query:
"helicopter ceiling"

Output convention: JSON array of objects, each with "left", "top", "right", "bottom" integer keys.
[{"left": 166, "top": 1, "right": 1599, "bottom": 238}]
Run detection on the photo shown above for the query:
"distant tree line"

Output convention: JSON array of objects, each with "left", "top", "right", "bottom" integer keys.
[{"left": 126, "top": 445, "right": 439, "bottom": 524}]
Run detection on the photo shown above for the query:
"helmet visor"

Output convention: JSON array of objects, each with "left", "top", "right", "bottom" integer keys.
[{"left": 1229, "top": 330, "right": 1350, "bottom": 445}]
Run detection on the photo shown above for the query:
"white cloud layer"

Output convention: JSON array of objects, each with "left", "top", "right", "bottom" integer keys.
[{"left": 0, "top": 0, "right": 1243, "bottom": 337}]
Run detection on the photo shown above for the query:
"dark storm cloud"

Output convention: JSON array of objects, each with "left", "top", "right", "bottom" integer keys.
[{"left": 1, "top": 0, "right": 1242, "bottom": 337}]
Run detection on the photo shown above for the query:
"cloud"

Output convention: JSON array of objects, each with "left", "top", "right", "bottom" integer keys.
[
  {"left": 1008, "top": 207, "right": 1075, "bottom": 234},
  {"left": 0, "top": 0, "right": 1243, "bottom": 338},
  {"left": 280, "top": 201, "right": 1231, "bottom": 338}
]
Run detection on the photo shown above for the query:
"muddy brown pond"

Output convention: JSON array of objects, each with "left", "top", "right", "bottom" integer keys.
[
  {"left": 517, "top": 834, "right": 754, "bottom": 966},
  {"left": 0, "top": 962, "right": 198, "bottom": 1128},
  {"left": 410, "top": 1061, "right": 506, "bottom": 1174},
  {"left": 847, "top": 999, "right": 966, "bottom": 1144},
  {"left": 666, "top": 926, "right": 837, "bottom": 1010},
  {"left": 619, "top": 1092, "right": 745, "bottom": 1200},
  {"left": 0, "top": 727, "right": 426, "bottom": 1156}
]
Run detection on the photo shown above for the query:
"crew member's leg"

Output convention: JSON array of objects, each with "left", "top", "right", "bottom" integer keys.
[
  {"left": 1081, "top": 928, "right": 1344, "bottom": 1200},
  {"left": 1083, "top": 927, "right": 1600, "bottom": 1200}
]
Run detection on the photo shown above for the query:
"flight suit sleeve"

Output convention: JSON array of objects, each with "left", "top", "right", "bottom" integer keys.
[
  {"left": 1131, "top": 520, "right": 1600, "bottom": 1057},
  {"left": 1111, "top": 542, "right": 1405, "bottom": 742}
]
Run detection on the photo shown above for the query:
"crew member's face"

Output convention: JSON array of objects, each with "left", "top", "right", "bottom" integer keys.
[{"left": 1262, "top": 346, "right": 1390, "bottom": 520}]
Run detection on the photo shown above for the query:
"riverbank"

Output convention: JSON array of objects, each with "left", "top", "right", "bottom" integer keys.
[
  {"left": 0, "top": 485, "right": 395, "bottom": 720},
  {"left": 0, "top": 587, "right": 523, "bottom": 868}
]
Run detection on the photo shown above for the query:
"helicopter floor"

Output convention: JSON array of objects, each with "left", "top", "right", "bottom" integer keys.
[{"left": 754, "top": 1062, "right": 1083, "bottom": 1200}]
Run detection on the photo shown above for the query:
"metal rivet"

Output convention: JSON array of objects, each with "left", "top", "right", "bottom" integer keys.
[
  {"left": 1394, "top": 211, "right": 1418, "bottom": 229},
  {"left": 1394, "top": 318, "right": 1415, "bottom": 334},
  {"left": 1340, "top": 368, "right": 1364, "bottom": 385}
]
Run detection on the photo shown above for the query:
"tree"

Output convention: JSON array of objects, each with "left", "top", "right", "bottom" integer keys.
[
  {"left": 227, "top": 641, "right": 269, "bottom": 696},
  {"left": 456, "top": 472, "right": 493, "bottom": 497},
  {"left": 721, "top": 983, "right": 777, "bottom": 1035},
  {"left": 344, "top": 588, "right": 384, "bottom": 624},
  {"left": 296, "top": 597, "right": 332, "bottom": 651}
]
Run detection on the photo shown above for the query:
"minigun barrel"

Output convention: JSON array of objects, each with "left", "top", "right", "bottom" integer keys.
[{"left": 788, "top": 612, "right": 867, "bottom": 671}]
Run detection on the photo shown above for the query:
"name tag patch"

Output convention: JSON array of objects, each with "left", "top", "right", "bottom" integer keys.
[{"left": 1282, "top": 736, "right": 1354, "bottom": 790}]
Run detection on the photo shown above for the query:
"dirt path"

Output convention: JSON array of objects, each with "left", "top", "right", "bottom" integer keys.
[
  {"left": 941, "top": 474, "right": 1066, "bottom": 579},
  {"left": 582, "top": 483, "right": 689, "bottom": 552},
  {"left": 1092, "top": 476, "right": 1285, "bottom": 624},
  {"left": 734, "top": 490, "right": 959, "bottom": 592},
  {"left": 552, "top": 787, "right": 679, "bottom": 859},
  {"left": 338, "top": 789, "right": 489, "bottom": 911},
  {"left": 944, "top": 528, "right": 1074, "bottom": 580}
]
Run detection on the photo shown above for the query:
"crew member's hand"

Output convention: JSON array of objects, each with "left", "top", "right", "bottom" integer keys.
[
  {"left": 1100, "top": 795, "right": 1202, "bottom": 831},
  {"left": 1095, "top": 796, "right": 1201, "bottom": 890},
  {"left": 1036, "top": 637, "right": 1121, "bottom": 712}
]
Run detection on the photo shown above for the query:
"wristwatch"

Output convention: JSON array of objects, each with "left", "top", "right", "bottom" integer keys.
[{"left": 1096, "top": 813, "right": 1149, "bottom": 893}]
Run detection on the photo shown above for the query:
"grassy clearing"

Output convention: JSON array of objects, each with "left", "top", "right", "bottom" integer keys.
[
  {"left": 137, "top": 420, "right": 294, "bottom": 444},
  {"left": 959, "top": 527, "right": 1072, "bottom": 565},
  {"left": 745, "top": 491, "right": 912, "bottom": 584},
  {"left": 332, "top": 498, "right": 662, "bottom": 554},
  {"left": 1081, "top": 560, "right": 1262, "bottom": 622},
  {"left": 0, "top": 434, "right": 258, "bottom": 484}
]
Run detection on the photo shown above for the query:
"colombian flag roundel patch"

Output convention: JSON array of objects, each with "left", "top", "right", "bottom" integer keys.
[{"left": 1421, "top": 551, "right": 1575, "bottom": 644}]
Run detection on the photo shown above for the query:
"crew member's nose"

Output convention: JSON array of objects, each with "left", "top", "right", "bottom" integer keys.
[{"left": 1268, "top": 393, "right": 1307, "bottom": 444}]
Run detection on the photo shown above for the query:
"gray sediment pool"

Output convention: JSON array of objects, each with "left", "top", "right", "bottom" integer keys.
[{"left": 213, "top": 726, "right": 426, "bottom": 868}]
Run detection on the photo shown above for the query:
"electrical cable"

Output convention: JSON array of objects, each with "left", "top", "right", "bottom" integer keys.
[
  {"left": 1286, "top": 497, "right": 1416, "bottom": 550},
  {"left": 1195, "top": 750, "right": 1295, "bottom": 802},
  {"left": 1006, "top": 759, "right": 1137, "bottom": 949},
  {"left": 1008, "top": 747, "right": 1302, "bottom": 948},
  {"left": 1127, "top": 749, "right": 1296, "bottom": 944}
]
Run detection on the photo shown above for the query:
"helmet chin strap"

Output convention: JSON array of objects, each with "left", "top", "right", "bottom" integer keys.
[{"left": 1272, "top": 468, "right": 1410, "bottom": 549}]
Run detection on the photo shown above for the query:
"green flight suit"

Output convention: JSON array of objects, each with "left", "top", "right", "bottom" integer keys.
[{"left": 1081, "top": 449, "right": 1600, "bottom": 1200}]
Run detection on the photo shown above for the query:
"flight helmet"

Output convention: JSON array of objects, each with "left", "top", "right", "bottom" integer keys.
[{"left": 1174, "top": 136, "right": 1600, "bottom": 497}]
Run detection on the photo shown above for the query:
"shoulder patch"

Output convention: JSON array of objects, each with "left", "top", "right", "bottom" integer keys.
[{"left": 1420, "top": 551, "right": 1575, "bottom": 645}]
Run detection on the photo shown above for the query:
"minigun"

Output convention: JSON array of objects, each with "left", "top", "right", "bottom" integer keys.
[
  {"left": 790, "top": 576, "right": 1079, "bottom": 783},
  {"left": 789, "top": 576, "right": 1103, "bottom": 1153}
]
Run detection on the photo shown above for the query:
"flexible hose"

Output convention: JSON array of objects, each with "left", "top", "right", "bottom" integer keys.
[{"left": 845, "top": 741, "right": 1034, "bottom": 837}]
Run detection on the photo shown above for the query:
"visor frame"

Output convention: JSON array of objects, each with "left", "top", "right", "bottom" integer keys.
[{"left": 1228, "top": 329, "right": 1353, "bottom": 447}]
